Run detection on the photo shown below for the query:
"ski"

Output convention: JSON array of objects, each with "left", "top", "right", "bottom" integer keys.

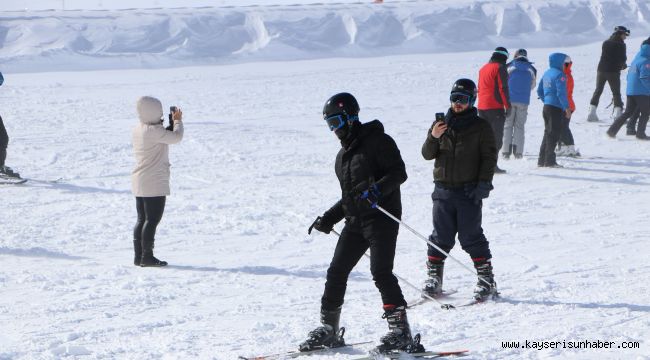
[
  {"left": 0, "top": 175, "right": 27, "bottom": 185},
  {"left": 352, "top": 349, "right": 469, "bottom": 359},
  {"left": 238, "top": 340, "right": 374, "bottom": 360},
  {"left": 407, "top": 289, "right": 458, "bottom": 309},
  {"left": 25, "top": 177, "right": 64, "bottom": 184}
]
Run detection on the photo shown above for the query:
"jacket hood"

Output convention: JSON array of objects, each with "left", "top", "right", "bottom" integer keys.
[
  {"left": 549, "top": 53, "right": 568, "bottom": 70},
  {"left": 137, "top": 96, "right": 164, "bottom": 124},
  {"left": 361, "top": 119, "right": 385, "bottom": 136}
]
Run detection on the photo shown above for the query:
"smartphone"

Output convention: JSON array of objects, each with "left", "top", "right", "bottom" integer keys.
[
  {"left": 170, "top": 106, "right": 178, "bottom": 113},
  {"left": 435, "top": 112, "right": 445, "bottom": 124}
]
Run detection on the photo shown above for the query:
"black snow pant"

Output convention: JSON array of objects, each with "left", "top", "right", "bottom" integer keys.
[
  {"left": 427, "top": 185, "right": 492, "bottom": 261},
  {"left": 321, "top": 216, "right": 406, "bottom": 310},
  {"left": 627, "top": 107, "right": 640, "bottom": 133},
  {"left": 538, "top": 105, "right": 564, "bottom": 167},
  {"left": 478, "top": 109, "right": 505, "bottom": 168},
  {"left": 559, "top": 114, "right": 575, "bottom": 146},
  {"left": 134, "top": 196, "right": 166, "bottom": 252},
  {"left": 609, "top": 95, "right": 650, "bottom": 137},
  {"left": 590, "top": 71, "right": 624, "bottom": 108},
  {"left": 0, "top": 115, "right": 8, "bottom": 168}
]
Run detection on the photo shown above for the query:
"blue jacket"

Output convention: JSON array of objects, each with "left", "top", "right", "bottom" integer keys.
[
  {"left": 507, "top": 59, "right": 536, "bottom": 105},
  {"left": 537, "top": 53, "right": 569, "bottom": 110},
  {"left": 626, "top": 44, "right": 650, "bottom": 96}
]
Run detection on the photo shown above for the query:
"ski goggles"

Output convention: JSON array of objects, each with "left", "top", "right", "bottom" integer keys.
[
  {"left": 324, "top": 114, "right": 358, "bottom": 131},
  {"left": 450, "top": 92, "right": 473, "bottom": 105}
]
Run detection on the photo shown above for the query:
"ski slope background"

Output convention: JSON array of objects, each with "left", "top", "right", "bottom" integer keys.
[{"left": 1, "top": 1, "right": 650, "bottom": 360}]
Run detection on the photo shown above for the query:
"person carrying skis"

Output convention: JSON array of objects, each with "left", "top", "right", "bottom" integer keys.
[
  {"left": 587, "top": 26, "right": 629, "bottom": 122},
  {"left": 0, "top": 71, "right": 21, "bottom": 180},
  {"left": 478, "top": 47, "right": 511, "bottom": 173},
  {"left": 537, "top": 53, "right": 571, "bottom": 168},
  {"left": 607, "top": 38, "right": 650, "bottom": 140},
  {"left": 303, "top": 93, "right": 423, "bottom": 354},
  {"left": 420, "top": 79, "right": 498, "bottom": 302},
  {"left": 556, "top": 56, "right": 581, "bottom": 157},
  {"left": 131, "top": 96, "right": 184, "bottom": 267},
  {"left": 502, "top": 49, "right": 536, "bottom": 159}
]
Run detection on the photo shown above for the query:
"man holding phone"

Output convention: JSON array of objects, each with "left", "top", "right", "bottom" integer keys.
[{"left": 420, "top": 78, "right": 499, "bottom": 302}]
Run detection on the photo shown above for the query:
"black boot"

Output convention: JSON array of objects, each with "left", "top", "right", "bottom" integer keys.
[
  {"left": 133, "top": 240, "right": 142, "bottom": 266},
  {"left": 473, "top": 259, "right": 498, "bottom": 301},
  {"left": 299, "top": 307, "right": 345, "bottom": 351},
  {"left": 422, "top": 259, "right": 444, "bottom": 297},
  {"left": 376, "top": 306, "right": 423, "bottom": 354},
  {"left": 140, "top": 241, "right": 167, "bottom": 267}
]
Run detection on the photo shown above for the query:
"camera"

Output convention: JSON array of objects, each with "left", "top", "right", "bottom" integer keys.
[{"left": 166, "top": 106, "right": 178, "bottom": 131}]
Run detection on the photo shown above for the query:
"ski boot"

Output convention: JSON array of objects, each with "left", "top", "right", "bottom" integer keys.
[
  {"left": 587, "top": 105, "right": 599, "bottom": 122},
  {"left": 140, "top": 241, "right": 167, "bottom": 267},
  {"left": 473, "top": 258, "right": 498, "bottom": 302},
  {"left": 564, "top": 145, "right": 581, "bottom": 158},
  {"left": 375, "top": 305, "right": 424, "bottom": 354},
  {"left": 0, "top": 165, "right": 21, "bottom": 179},
  {"left": 422, "top": 257, "right": 444, "bottom": 298},
  {"left": 299, "top": 307, "right": 345, "bottom": 352}
]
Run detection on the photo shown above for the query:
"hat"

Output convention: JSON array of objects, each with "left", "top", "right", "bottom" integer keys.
[
  {"left": 514, "top": 49, "right": 528, "bottom": 59},
  {"left": 614, "top": 25, "right": 630, "bottom": 36},
  {"left": 564, "top": 55, "right": 572, "bottom": 64},
  {"left": 493, "top": 46, "right": 509, "bottom": 58},
  {"left": 643, "top": 37, "right": 650, "bottom": 46},
  {"left": 136, "top": 96, "right": 163, "bottom": 124}
]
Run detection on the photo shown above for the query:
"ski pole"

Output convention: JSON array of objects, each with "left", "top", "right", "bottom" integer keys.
[
  {"left": 371, "top": 203, "right": 493, "bottom": 289},
  {"left": 330, "top": 229, "right": 454, "bottom": 310}
]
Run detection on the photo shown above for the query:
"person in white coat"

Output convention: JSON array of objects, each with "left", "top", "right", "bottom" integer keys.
[{"left": 131, "top": 96, "right": 184, "bottom": 267}]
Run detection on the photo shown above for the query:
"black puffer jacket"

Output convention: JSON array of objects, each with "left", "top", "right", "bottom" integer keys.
[
  {"left": 323, "top": 120, "right": 407, "bottom": 225},
  {"left": 421, "top": 107, "right": 496, "bottom": 187},
  {"left": 597, "top": 35, "right": 627, "bottom": 72}
]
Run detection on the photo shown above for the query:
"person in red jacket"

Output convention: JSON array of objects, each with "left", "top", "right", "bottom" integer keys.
[
  {"left": 557, "top": 57, "right": 580, "bottom": 157},
  {"left": 478, "top": 47, "right": 511, "bottom": 174}
]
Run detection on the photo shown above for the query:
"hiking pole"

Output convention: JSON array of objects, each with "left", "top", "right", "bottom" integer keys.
[
  {"left": 330, "top": 229, "right": 454, "bottom": 310},
  {"left": 371, "top": 203, "right": 493, "bottom": 289}
]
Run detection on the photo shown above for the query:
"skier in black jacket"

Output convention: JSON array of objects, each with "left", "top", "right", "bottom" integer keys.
[
  {"left": 587, "top": 26, "right": 629, "bottom": 122},
  {"left": 301, "top": 93, "right": 422, "bottom": 354},
  {"left": 0, "top": 71, "right": 21, "bottom": 179},
  {"left": 420, "top": 79, "right": 499, "bottom": 302}
]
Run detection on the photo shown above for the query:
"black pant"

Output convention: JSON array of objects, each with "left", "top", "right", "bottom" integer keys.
[
  {"left": 627, "top": 107, "right": 640, "bottom": 132},
  {"left": 559, "top": 115, "right": 575, "bottom": 146},
  {"left": 538, "top": 105, "right": 564, "bottom": 166},
  {"left": 427, "top": 186, "right": 492, "bottom": 261},
  {"left": 0, "top": 115, "right": 8, "bottom": 168},
  {"left": 134, "top": 196, "right": 166, "bottom": 251},
  {"left": 590, "top": 71, "right": 623, "bottom": 108},
  {"left": 609, "top": 95, "right": 650, "bottom": 136},
  {"left": 321, "top": 217, "right": 406, "bottom": 310},
  {"left": 478, "top": 109, "right": 505, "bottom": 168}
]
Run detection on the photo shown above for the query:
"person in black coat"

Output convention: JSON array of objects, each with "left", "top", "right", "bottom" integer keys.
[
  {"left": 420, "top": 79, "right": 498, "bottom": 302},
  {"left": 0, "top": 71, "right": 21, "bottom": 179},
  {"left": 587, "top": 26, "right": 630, "bottom": 122},
  {"left": 302, "top": 93, "right": 422, "bottom": 355}
]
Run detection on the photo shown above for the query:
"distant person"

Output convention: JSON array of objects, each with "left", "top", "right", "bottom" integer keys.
[
  {"left": 420, "top": 79, "right": 498, "bottom": 302},
  {"left": 587, "top": 26, "right": 629, "bottom": 122},
  {"left": 607, "top": 39, "right": 650, "bottom": 140},
  {"left": 131, "top": 96, "right": 184, "bottom": 267},
  {"left": 502, "top": 49, "right": 536, "bottom": 159},
  {"left": 0, "top": 71, "right": 21, "bottom": 180},
  {"left": 556, "top": 56, "right": 581, "bottom": 157},
  {"left": 478, "top": 47, "right": 511, "bottom": 173},
  {"left": 302, "top": 93, "right": 424, "bottom": 355},
  {"left": 537, "top": 53, "right": 571, "bottom": 167}
]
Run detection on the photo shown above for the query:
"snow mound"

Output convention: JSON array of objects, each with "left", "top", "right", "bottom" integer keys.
[{"left": 2, "top": 0, "right": 650, "bottom": 72}]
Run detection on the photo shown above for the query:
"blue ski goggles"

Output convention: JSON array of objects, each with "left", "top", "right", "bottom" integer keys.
[
  {"left": 324, "top": 114, "right": 358, "bottom": 131},
  {"left": 450, "top": 92, "right": 473, "bottom": 105}
]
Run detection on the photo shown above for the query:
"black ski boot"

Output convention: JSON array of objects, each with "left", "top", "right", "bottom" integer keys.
[
  {"left": 0, "top": 166, "right": 21, "bottom": 179},
  {"left": 473, "top": 259, "right": 498, "bottom": 301},
  {"left": 133, "top": 240, "right": 142, "bottom": 266},
  {"left": 422, "top": 258, "right": 444, "bottom": 297},
  {"left": 375, "top": 306, "right": 424, "bottom": 354},
  {"left": 299, "top": 307, "right": 345, "bottom": 352}
]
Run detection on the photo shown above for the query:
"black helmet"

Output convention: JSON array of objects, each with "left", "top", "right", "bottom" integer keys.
[
  {"left": 614, "top": 25, "right": 630, "bottom": 36},
  {"left": 450, "top": 78, "right": 477, "bottom": 106},
  {"left": 323, "top": 92, "right": 360, "bottom": 119}
]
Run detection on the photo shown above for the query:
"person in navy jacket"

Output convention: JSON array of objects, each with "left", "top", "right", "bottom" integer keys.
[
  {"left": 502, "top": 49, "right": 536, "bottom": 159},
  {"left": 537, "top": 53, "right": 571, "bottom": 167},
  {"left": 607, "top": 39, "right": 650, "bottom": 139}
]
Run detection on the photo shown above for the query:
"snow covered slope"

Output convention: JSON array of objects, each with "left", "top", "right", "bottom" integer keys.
[
  {"left": 1, "top": 38, "right": 649, "bottom": 358},
  {"left": 2, "top": 0, "right": 650, "bottom": 72}
]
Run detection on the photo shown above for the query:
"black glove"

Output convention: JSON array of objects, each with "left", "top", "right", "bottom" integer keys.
[
  {"left": 308, "top": 216, "right": 334, "bottom": 235},
  {"left": 360, "top": 184, "right": 381, "bottom": 209},
  {"left": 466, "top": 181, "right": 493, "bottom": 205}
]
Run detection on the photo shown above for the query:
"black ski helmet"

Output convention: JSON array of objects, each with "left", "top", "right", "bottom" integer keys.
[
  {"left": 323, "top": 92, "right": 360, "bottom": 119},
  {"left": 614, "top": 25, "right": 630, "bottom": 36},
  {"left": 451, "top": 78, "right": 477, "bottom": 104}
]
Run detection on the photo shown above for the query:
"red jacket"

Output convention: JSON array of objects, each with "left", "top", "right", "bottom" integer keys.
[
  {"left": 564, "top": 62, "right": 575, "bottom": 112},
  {"left": 478, "top": 61, "right": 511, "bottom": 110}
]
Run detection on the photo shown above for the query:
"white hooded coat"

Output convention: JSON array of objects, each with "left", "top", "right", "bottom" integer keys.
[{"left": 131, "top": 96, "right": 184, "bottom": 197}]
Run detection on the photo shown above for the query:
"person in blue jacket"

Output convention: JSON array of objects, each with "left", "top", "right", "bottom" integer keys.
[
  {"left": 537, "top": 53, "right": 572, "bottom": 167},
  {"left": 0, "top": 71, "right": 21, "bottom": 179},
  {"left": 607, "top": 38, "right": 650, "bottom": 140},
  {"left": 502, "top": 49, "right": 536, "bottom": 159}
]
